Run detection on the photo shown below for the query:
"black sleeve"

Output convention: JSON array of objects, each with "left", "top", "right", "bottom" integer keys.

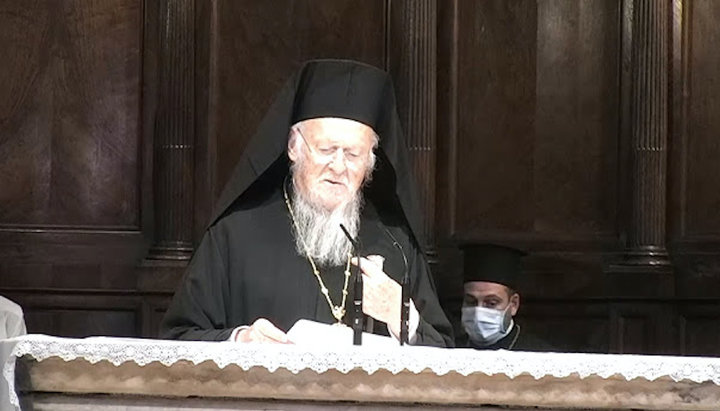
[
  {"left": 159, "top": 229, "right": 235, "bottom": 341},
  {"left": 409, "top": 246, "right": 455, "bottom": 348}
]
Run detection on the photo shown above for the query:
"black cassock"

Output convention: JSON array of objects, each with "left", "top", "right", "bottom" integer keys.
[
  {"left": 161, "top": 186, "right": 453, "bottom": 347},
  {"left": 159, "top": 59, "right": 454, "bottom": 347},
  {"left": 459, "top": 323, "right": 556, "bottom": 352}
]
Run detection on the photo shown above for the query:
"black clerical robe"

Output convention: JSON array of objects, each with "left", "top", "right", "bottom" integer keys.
[
  {"left": 161, "top": 188, "right": 454, "bottom": 347},
  {"left": 461, "top": 323, "right": 555, "bottom": 351}
]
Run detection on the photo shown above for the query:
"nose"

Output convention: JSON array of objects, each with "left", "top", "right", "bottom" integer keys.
[{"left": 327, "top": 149, "right": 348, "bottom": 173}]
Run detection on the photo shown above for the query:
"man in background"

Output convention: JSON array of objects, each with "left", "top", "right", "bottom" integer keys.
[{"left": 459, "top": 244, "right": 552, "bottom": 351}]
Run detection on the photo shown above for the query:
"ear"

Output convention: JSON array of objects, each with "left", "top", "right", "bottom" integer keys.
[
  {"left": 287, "top": 129, "right": 299, "bottom": 163},
  {"left": 509, "top": 293, "right": 520, "bottom": 316}
]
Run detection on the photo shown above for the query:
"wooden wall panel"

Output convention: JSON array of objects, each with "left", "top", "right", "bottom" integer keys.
[
  {"left": 535, "top": 1, "right": 620, "bottom": 238},
  {"left": 669, "top": 0, "right": 720, "bottom": 306},
  {"left": 447, "top": 0, "right": 621, "bottom": 247},
  {"left": 677, "top": 0, "right": 720, "bottom": 239},
  {"left": 616, "top": 316, "right": 650, "bottom": 354},
  {"left": 9, "top": 292, "right": 141, "bottom": 337},
  {"left": 0, "top": 0, "right": 146, "bottom": 337},
  {"left": 520, "top": 302, "right": 610, "bottom": 353},
  {"left": 454, "top": 0, "right": 537, "bottom": 235},
  {"left": 24, "top": 309, "right": 138, "bottom": 338},
  {"left": 0, "top": 0, "right": 142, "bottom": 229},
  {"left": 210, "top": 0, "right": 387, "bottom": 203},
  {"left": 609, "top": 303, "right": 676, "bottom": 355},
  {"left": 683, "top": 318, "right": 720, "bottom": 356},
  {"left": 679, "top": 303, "right": 720, "bottom": 356},
  {"left": 673, "top": 254, "right": 720, "bottom": 299}
]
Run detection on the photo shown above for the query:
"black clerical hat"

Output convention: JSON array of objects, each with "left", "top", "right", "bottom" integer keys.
[
  {"left": 462, "top": 244, "right": 525, "bottom": 291},
  {"left": 292, "top": 60, "right": 392, "bottom": 131}
]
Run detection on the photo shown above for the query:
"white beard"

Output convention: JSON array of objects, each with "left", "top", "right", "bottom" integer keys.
[{"left": 290, "top": 180, "right": 362, "bottom": 267}]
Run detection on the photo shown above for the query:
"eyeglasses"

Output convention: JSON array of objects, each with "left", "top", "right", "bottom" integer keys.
[{"left": 294, "top": 126, "right": 369, "bottom": 169}]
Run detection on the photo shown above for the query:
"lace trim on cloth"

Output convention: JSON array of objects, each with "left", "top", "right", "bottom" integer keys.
[{"left": 4, "top": 334, "right": 720, "bottom": 410}]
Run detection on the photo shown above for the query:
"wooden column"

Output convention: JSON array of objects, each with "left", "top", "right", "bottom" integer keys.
[
  {"left": 388, "top": 0, "right": 438, "bottom": 251},
  {"left": 147, "top": 0, "right": 195, "bottom": 261},
  {"left": 623, "top": 0, "right": 671, "bottom": 266}
]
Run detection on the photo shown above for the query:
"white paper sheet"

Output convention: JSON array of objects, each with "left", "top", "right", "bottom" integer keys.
[{"left": 287, "top": 319, "right": 399, "bottom": 348}]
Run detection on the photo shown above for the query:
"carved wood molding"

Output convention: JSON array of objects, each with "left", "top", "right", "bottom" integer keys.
[
  {"left": 620, "top": 0, "right": 671, "bottom": 267},
  {"left": 147, "top": 0, "right": 195, "bottom": 261},
  {"left": 388, "top": 0, "right": 438, "bottom": 250}
]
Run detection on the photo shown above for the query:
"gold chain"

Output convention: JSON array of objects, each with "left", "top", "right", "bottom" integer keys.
[
  {"left": 508, "top": 324, "right": 520, "bottom": 350},
  {"left": 283, "top": 183, "right": 352, "bottom": 324}
]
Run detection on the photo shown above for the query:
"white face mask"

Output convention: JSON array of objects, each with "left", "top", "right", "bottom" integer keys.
[{"left": 461, "top": 305, "right": 513, "bottom": 346}]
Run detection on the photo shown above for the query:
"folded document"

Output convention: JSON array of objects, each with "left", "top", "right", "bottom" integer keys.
[{"left": 287, "top": 319, "right": 398, "bottom": 348}]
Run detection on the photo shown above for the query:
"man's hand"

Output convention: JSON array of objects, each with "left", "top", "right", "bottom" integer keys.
[
  {"left": 352, "top": 256, "right": 403, "bottom": 336},
  {"left": 236, "top": 318, "right": 290, "bottom": 343}
]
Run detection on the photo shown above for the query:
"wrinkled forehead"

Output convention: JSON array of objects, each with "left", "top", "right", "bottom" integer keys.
[
  {"left": 295, "top": 117, "right": 376, "bottom": 146},
  {"left": 463, "top": 280, "right": 511, "bottom": 299}
]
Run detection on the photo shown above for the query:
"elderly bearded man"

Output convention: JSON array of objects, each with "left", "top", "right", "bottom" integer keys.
[{"left": 160, "top": 60, "right": 454, "bottom": 347}]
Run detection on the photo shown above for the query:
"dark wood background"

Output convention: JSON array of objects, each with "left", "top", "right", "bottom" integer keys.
[{"left": 1, "top": 0, "right": 718, "bottom": 355}]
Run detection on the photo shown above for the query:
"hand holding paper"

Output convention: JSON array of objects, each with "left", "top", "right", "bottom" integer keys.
[{"left": 236, "top": 318, "right": 290, "bottom": 344}]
